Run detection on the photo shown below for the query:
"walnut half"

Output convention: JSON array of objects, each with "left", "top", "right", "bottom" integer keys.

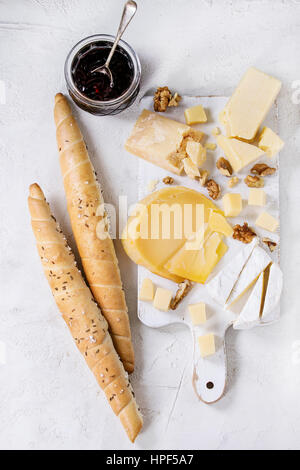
[
  {"left": 244, "top": 175, "right": 264, "bottom": 188},
  {"left": 163, "top": 176, "right": 174, "bottom": 185},
  {"left": 262, "top": 237, "right": 277, "bottom": 252},
  {"left": 251, "top": 163, "right": 276, "bottom": 176},
  {"left": 170, "top": 280, "right": 193, "bottom": 310},
  {"left": 154, "top": 86, "right": 172, "bottom": 112},
  {"left": 233, "top": 223, "right": 256, "bottom": 244},
  {"left": 206, "top": 179, "right": 221, "bottom": 200},
  {"left": 216, "top": 157, "right": 233, "bottom": 177}
]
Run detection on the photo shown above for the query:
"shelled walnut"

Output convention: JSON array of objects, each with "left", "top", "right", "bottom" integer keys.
[
  {"left": 163, "top": 176, "right": 174, "bottom": 185},
  {"left": 170, "top": 280, "right": 193, "bottom": 310},
  {"left": 251, "top": 163, "right": 276, "bottom": 176},
  {"left": 154, "top": 87, "right": 172, "bottom": 112},
  {"left": 244, "top": 175, "right": 264, "bottom": 188},
  {"left": 168, "top": 92, "right": 182, "bottom": 107},
  {"left": 233, "top": 223, "right": 256, "bottom": 244},
  {"left": 262, "top": 237, "right": 277, "bottom": 252},
  {"left": 153, "top": 87, "right": 181, "bottom": 112},
  {"left": 206, "top": 179, "right": 221, "bottom": 200},
  {"left": 216, "top": 157, "right": 233, "bottom": 177}
]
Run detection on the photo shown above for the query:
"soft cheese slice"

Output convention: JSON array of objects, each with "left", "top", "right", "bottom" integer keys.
[
  {"left": 208, "top": 211, "right": 233, "bottom": 237},
  {"left": 206, "top": 237, "right": 258, "bottom": 306},
  {"left": 125, "top": 109, "right": 203, "bottom": 175},
  {"left": 220, "top": 67, "right": 282, "bottom": 140},
  {"left": 233, "top": 272, "right": 264, "bottom": 330},
  {"left": 166, "top": 232, "right": 227, "bottom": 284},
  {"left": 261, "top": 262, "right": 283, "bottom": 324},
  {"left": 217, "top": 135, "right": 265, "bottom": 172},
  {"left": 227, "top": 246, "right": 272, "bottom": 308}
]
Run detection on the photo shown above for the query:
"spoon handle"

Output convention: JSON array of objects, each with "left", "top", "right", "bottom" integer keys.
[{"left": 105, "top": 1, "right": 137, "bottom": 68}]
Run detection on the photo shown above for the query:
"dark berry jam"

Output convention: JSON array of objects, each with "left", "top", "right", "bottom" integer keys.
[{"left": 71, "top": 41, "right": 134, "bottom": 102}]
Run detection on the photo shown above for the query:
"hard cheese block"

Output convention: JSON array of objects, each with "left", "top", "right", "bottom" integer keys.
[
  {"left": 206, "top": 237, "right": 258, "bottom": 306},
  {"left": 122, "top": 186, "right": 226, "bottom": 283},
  {"left": 217, "top": 135, "right": 265, "bottom": 172},
  {"left": 255, "top": 211, "right": 279, "bottom": 232},
  {"left": 139, "top": 278, "right": 155, "bottom": 301},
  {"left": 188, "top": 302, "right": 207, "bottom": 325},
  {"left": 125, "top": 109, "right": 203, "bottom": 175},
  {"left": 219, "top": 67, "right": 282, "bottom": 140},
  {"left": 208, "top": 211, "right": 233, "bottom": 237},
  {"left": 198, "top": 334, "right": 215, "bottom": 358},
  {"left": 227, "top": 246, "right": 272, "bottom": 308}
]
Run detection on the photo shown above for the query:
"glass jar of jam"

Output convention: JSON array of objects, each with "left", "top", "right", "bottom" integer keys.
[{"left": 64, "top": 34, "right": 141, "bottom": 115}]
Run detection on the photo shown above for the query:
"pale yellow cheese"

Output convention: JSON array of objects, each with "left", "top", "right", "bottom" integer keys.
[
  {"left": 183, "top": 157, "right": 200, "bottom": 179},
  {"left": 184, "top": 105, "right": 207, "bottom": 125},
  {"left": 222, "top": 193, "right": 242, "bottom": 217},
  {"left": 212, "top": 127, "right": 221, "bottom": 136},
  {"left": 186, "top": 141, "right": 206, "bottom": 167},
  {"left": 258, "top": 127, "right": 284, "bottom": 158},
  {"left": 165, "top": 232, "right": 227, "bottom": 284},
  {"left": 122, "top": 186, "right": 223, "bottom": 282},
  {"left": 139, "top": 278, "right": 155, "bottom": 301},
  {"left": 255, "top": 211, "right": 279, "bottom": 232},
  {"left": 153, "top": 287, "right": 173, "bottom": 311},
  {"left": 248, "top": 188, "right": 266, "bottom": 207},
  {"left": 217, "top": 135, "right": 265, "bottom": 172},
  {"left": 188, "top": 302, "right": 206, "bottom": 325},
  {"left": 125, "top": 109, "right": 203, "bottom": 175},
  {"left": 208, "top": 211, "right": 233, "bottom": 237},
  {"left": 198, "top": 334, "right": 215, "bottom": 358},
  {"left": 220, "top": 67, "right": 282, "bottom": 140}
]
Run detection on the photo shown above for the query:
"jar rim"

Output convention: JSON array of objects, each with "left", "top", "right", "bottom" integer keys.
[{"left": 64, "top": 34, "right": 141, "bottom": 107}]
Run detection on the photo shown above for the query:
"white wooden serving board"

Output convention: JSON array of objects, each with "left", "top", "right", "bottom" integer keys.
[{"left": 136, "top": 95, "right": 280, "bottom": 404}]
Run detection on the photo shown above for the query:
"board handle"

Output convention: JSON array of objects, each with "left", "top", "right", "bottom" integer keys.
[{"left": 191, "top": 325, "right": 230, "bottom": 404}]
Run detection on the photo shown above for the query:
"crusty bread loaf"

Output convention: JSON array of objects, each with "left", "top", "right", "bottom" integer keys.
[
  {"left": 54, "top": 93, "right": 134, "bottom": 373},
  {"left": 28, "top": 183, "right": 142, "bottom": 442}
]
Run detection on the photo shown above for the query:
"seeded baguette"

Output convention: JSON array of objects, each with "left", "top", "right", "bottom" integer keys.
[
  {"left": 28, "top": 183, "right": 142, "bottom": 443},
  {"left": 54, "top": 93, "right": 134, "bottom": 373}
]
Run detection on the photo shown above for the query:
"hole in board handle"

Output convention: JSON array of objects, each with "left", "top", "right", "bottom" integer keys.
[{"left": 206, "top": 381, "right": 214, "bottom": 390}]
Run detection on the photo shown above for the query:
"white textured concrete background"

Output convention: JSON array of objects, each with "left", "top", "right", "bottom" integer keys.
[{"left": 0, "top": 0, "right": 300, "bottom": 450}]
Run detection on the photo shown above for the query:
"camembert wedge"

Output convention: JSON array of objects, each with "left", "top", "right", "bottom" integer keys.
[
  {"left": 206, "top": 238, "right": 258, "bottom": 306},
  {"left": 261, "top": 262, "right": 283, "bottom": 324},
  {"left": 227, "top": 246, "right": 272, "bottom": 308}
]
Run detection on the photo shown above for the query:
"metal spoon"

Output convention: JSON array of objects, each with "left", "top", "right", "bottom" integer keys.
[{"left": 91, "top": 1, "right": 137, "bottom": 87}]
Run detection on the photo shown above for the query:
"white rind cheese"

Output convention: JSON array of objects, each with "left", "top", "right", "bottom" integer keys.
[
  {"left": 233, "top": 271, "right": 264, "bottom": 330},
  {"left": 227, "top": 246, "right": 272, "bottom": 308},
  {"left": 206, "top": 238, "right": 258, "bottom": 306}
]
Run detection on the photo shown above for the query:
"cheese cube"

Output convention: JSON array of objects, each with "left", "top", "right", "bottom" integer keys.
[
  {"left": 198, "top": 334, "right": 215, "bottom": 358},
  {"left": 248, "top": 188, "right": 266, "bottom": 207},
  {"left": 183, "top": 157, "right": 200, "bottom": 179},
  {"left": 139, "top": 278, "right": 155, "bottom": 301},
  {"left": 212, "top": 127, "right": 221, "bottom": 136},
  {"left": 208, "top": 211, "right": 233, "bottom": 237},
  {"left": 184, "top": 105, "right": 207, "bottom": 125},
  {"left": 153, "top": 287, "right": 173, "bottom": 311},
  {"left": 186, "top": 141, "right": 206, "bottom": 167},
  {"left": 258, "top": 127, "right": 284, "bottom": 158},
  {"left": 222, "top": 193, "right": 242, "bottom": 217},
  {"left": 255, "top": 211, "right": 279, "bottom": 232},
  {"left": 188, "top": 302, "right": 207, "bottom": 325}
]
